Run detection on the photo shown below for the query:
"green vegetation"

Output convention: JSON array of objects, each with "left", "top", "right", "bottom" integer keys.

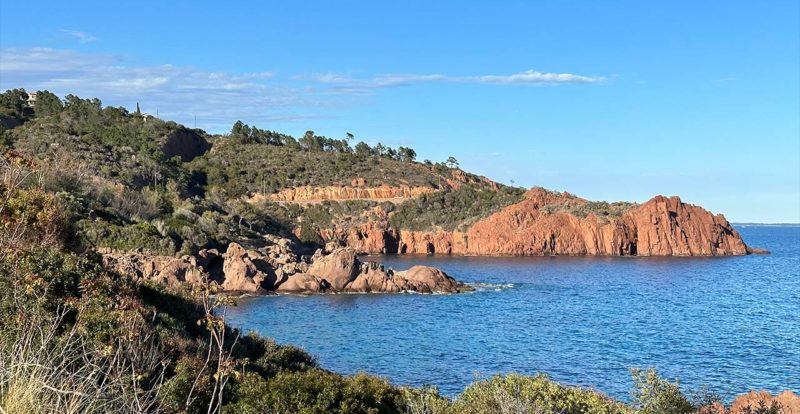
[
  {"left": 3, "top": 89, "right": 520, "bottom": 253},
  {"left": 541, "top": 199, "right": 638, "bottom": 221},
  {"left": 390, "top": 185, "right": 525, "bottom": 231},
  {"left": 188, "top": 137, "right": 447, "bottom": 197}
]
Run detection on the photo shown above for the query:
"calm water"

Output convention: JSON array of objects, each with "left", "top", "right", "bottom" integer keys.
[{"left": 226, "top": 226, "right": 800, "bottom": 400}]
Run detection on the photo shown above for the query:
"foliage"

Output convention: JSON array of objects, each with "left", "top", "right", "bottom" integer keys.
[
  {"left": 451, "top": 373, "right": 628, "bottom": 414},
  {"left": 629, "top": 368, "right": 694, "bottom": 414},
  {"left": 390, "top": 185, "right": 525, "bottom": 231},
  {"left": 541, "top": 199, "right": 638, "bottom": 221},
  {"left": 0, "top": 88, "right": 31, "bottom": 119},
  {"left": 225, "top": 370, "right": 405, "bottom": 414},
  {"left": 76, "top": 219, "right": 179, "bottom": 255},
  {"left": 188, "top": 139, "right": 449, "bottom": 198}
]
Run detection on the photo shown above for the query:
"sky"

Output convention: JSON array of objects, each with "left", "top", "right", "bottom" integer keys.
[{"left": 1, "top": 1, "right": 798, "bottom": 223}]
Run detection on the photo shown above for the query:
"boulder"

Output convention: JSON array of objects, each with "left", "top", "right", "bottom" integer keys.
[
  {"left": 221, "top": 243, "right": 265, "bottom": 292},
  {"left": 393, "top": 265, "right": 464, "bottom": 293},
  {"left": 103, "top": 237, "right": 468, "bottom": 295},
  {"left": 275, "top": 273, "right": 329, "bottom": 294},
  {"left": 345, "top": 262, "right": 400, "bottom": 293},
  {"left": 307, "top": 248, "right": 360, "bottom": 290}
]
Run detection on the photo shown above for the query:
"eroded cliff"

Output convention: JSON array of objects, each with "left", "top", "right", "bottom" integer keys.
[
  {"left": 325, "top": 188, "right": 761, "bottom": 257},
  {"left": 262, "top": 184, "right": 435, "bottom": 203}
]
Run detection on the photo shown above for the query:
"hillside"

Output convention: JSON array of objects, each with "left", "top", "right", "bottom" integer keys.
[{"left": 0, "top": 89, "right": 760, "bottom": 260}]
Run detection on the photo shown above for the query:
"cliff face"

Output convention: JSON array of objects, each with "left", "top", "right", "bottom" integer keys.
[
  {"left": 328, "top": 188, "right": 757, "bottom": 257},
  {"left": 252, "top": 184, "right": 435, "bottom": 203}
]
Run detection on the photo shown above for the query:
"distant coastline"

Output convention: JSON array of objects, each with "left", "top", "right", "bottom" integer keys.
[{"left": 733, "top": 222, "right": 800, "bottom": 227}]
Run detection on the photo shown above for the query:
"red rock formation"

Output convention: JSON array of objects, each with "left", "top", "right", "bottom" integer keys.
[
  {"left": 276, "top": 273, "right": 330, "bottom": 294},
  {"left": 329, "top": 188, "right": 760, "bottom": 257},
  {"left": 260, "top": 184, "right": 435, "bottom": 203},
  {"left": 104, "top": 241, "right": 468, "bottom": 294},
  {"left": 700, "top": 390, "right": 800, "bottom": 414}
]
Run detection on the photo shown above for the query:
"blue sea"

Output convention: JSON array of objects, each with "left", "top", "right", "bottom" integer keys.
[{"left": 226, "top": 226, "right": 800, "bottom": 400}]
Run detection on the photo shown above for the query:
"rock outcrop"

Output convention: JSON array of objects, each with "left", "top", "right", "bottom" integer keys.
[
  {"left": 104, "top": 238, "right": 469, "bottom": 295},
  {"left": 700, "top": 390, "right": 800, "bottom": 414},
  {"left": 327, "top": 188, "right": 762, "bottom": 257},
  {"left": 159, "top": 128, "right": 211, "bottom": 162},
  {"left": 256, "top": 184, "right": 435, "bottom": 203}
]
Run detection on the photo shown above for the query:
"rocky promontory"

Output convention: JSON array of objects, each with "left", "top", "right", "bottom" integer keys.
[
  {"left": 103, "top": 235, "right": 470, "bottom": 294},
  {"left": 327, "top": 188, "right": 764, "bottom": 257}
]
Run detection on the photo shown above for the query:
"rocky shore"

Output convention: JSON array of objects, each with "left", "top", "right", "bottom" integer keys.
[{"left": 103, "top": 235, "right": 470, "bottom": 294}]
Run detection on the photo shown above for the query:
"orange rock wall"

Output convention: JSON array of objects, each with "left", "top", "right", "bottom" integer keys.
[
  {"left": 327, "top": 188, "right": 753, "bottom": 257},
  {"left": 267, "top": 185, "right": 435, "bottom": 202}
]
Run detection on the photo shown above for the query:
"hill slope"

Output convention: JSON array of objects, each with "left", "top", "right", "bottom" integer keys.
[{"left": 0, "top": 89, "right": 759, "bottom": 259}]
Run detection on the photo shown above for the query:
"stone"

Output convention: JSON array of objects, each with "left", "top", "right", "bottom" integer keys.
[
  {"left": 306, "top": 248, "right": 360, "bottom": 290},
  {"left": 275, "top": 273, "right": 329, "bottom": 294}
]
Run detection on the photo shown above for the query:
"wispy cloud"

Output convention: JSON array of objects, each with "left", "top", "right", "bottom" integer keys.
[
  {"left": 306, "top": 69, "right": 604, "bottom": 93},
  {"left": 0, "top": 47, "right": 606, "bottom": 131},
  {"left": 60, "top": 29, "right": 99, "bottom": 43},
  {"left": 0, "top": 47, "right": 334, "bottom": 131}
]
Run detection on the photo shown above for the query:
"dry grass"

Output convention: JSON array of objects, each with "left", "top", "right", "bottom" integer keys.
[{"left": 0, "top": 310, "right": 166, "bottom": 414}]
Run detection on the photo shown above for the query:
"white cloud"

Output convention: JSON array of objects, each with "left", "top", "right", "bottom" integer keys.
[
  {"left": 0, "top": 47, "right": 333, "bottom": 131},
  {"left": 0, "top": 47, "right": 605, "bottom": 131},
  {"left": 474, "top": 70, "right": 602, "bottom": 85},
  {"left": 60, "top": 29, "right": 99, "bottom": 43},
  {"left": 310, "top": 69, "right": 604, "bottom": 92}
]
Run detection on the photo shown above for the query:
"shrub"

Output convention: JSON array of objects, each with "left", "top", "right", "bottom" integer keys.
[
  {"left": 451, "top": 373, "right": 628, "bottom": 414},
  {"left": 629, "top": 368, "right": 693, "bottom": 414},
  {"left": 226, "top": 369, "right": 405, "bottom": 414}
]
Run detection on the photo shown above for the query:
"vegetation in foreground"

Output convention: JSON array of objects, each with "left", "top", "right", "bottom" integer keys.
[{"left": 0, "top": 89, "right": 795, "bottom": 413}]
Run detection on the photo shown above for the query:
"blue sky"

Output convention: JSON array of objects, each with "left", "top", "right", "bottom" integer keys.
[{"left": 1, "top": 1, "right": 798, "bottom": 222}]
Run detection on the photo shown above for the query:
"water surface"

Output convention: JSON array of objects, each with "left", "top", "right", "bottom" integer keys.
[{"left": 226, "top": 226, "right": 800, "bottom": 400}]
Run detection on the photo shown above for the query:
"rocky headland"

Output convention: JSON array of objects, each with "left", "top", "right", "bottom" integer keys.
[
  {"left": 324, "top": 187, "right": 767, "bottom": 257},
  {"left": 103, "top": 235, "right": 470, "bottom": 295}
]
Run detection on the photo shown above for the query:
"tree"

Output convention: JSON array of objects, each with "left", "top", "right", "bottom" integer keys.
[
  {"left": 345, "top": 132, "right": 354, "bottom": 142},
  {"left": 398, "top": 146, "right": 416, "bottom": 162},
  {"left": 354, "top": 142, "right": 372, "bottom": 158},
  {"left": 33, "top": 90, "right": 64, "bottom": 118},
  {"left": 446, "top": 156, "right": 459, "bottom": 168},
  {"left": 230, "top": 120, "right": 253, "bottom": 144},
  {"left": 0, "top": 88, "right": 30, "bottom": 118},
  {"left": 231, "top": 120, "right": 245, "bottom": 136},
  {"left": 135, "top": 102, "right": 141, "bottom": 115}
]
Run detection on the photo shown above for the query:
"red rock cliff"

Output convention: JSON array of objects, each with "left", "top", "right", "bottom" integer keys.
[{"left": 331, "top": 188, "right": 758, "bottom": 257}]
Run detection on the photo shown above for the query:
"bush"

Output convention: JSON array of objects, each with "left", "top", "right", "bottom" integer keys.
[
  {"left": 629, "top": 368, "right": 694, "bottom": 414},
  {"left": 451, "top": 373, "right": 628, "bottom": 414},
  {"left": 226, "top": 369, "right": 405, "bottom": 414},
  {"left": 76, "top": 220, "right": 178, "bottom": 255}
]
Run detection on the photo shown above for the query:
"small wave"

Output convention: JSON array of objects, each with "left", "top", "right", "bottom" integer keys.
[{"left": 466, "top": 282, "right": 515, "bottom": 292}]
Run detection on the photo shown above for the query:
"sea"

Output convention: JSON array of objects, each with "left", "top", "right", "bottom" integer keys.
[{"left": 226, "top": 225, "right": 800, "bottom": 400}]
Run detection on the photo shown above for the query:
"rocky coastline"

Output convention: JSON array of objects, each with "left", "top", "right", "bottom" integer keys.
[{"left": 102, "top": 235, "right": 471, "bottom": 295}]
